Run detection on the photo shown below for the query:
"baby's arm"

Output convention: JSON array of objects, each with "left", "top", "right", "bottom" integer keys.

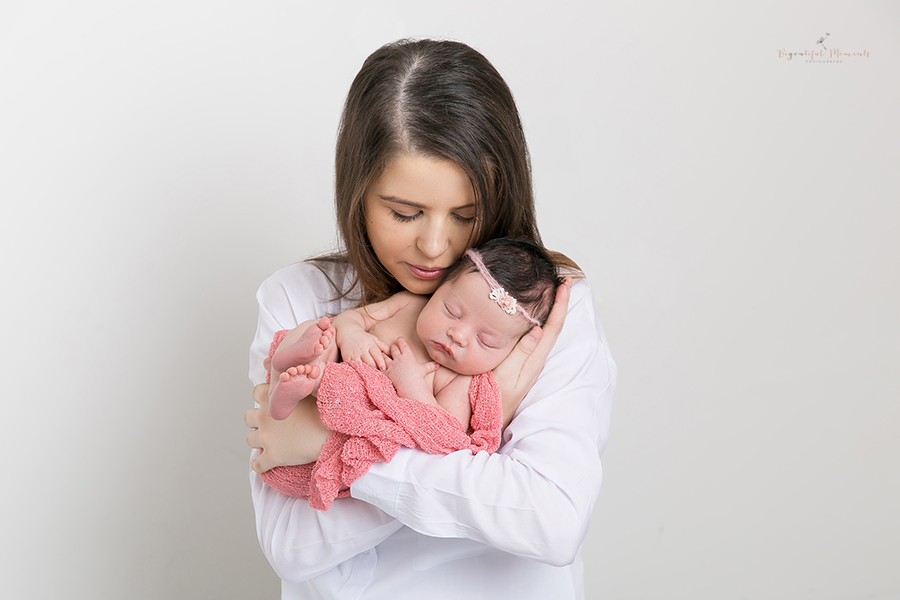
[
  {"left": 333, "top": 292, "right": 419, "bottom": 370},
  {"left": 432, "top": 374, "right": 474, "bottom": 430},
  {"left": 383, "top": 336, "right": 472, "bottom": 428}
]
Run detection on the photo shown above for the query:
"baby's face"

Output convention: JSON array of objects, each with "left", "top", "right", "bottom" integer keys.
[{"left": 416, "top": 271, "right": 529, "bottom": 375}]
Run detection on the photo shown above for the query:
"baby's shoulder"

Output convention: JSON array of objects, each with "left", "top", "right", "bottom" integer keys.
[
  {"left": 390, "top": 290, "right": 429, "bottom": 308},
  {"left": 379, "top": 290, "right": 429, "bottom": 318}
]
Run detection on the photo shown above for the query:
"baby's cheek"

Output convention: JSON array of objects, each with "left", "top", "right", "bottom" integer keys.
[{"left": 476, "top": 348, "right": 506, "bottom": 374}]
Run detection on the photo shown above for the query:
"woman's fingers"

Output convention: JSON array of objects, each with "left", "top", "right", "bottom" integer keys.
[
  {"left": 252, "top": 382, "right": 270, "bottom": 406},
  {"left": 245, "top": 395, "right": 332, "bottom": 471},
  {"left": 537, "top": 276, "right": 571, "bottom": 348},
  {"left": 516, "top": 276, "right": 570, "bottom": 373},
  {"left": 493, "top": 278, "right": 571, "bottom": 427},
  {"left": 251, "top": 448, "right": 273, "bottom": 474},
  {"left": 502, "top": 277, "right": 571, "bottom": 369},
  {"left": 246, "top": 420, "right": 262, "bottom": 448},
  {"left": 244, "top": 407, "right": 260, "bottom": 430},
  {"left": 513, "top": 327, "right": 543, "bottom": 361}
]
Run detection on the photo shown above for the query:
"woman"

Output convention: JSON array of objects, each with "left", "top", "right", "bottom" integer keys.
[{"left": 244, "top": 39, "right": 616, "bottom": 599}]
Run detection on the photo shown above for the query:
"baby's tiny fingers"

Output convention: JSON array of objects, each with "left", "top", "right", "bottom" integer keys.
[{"left": 370, "top": 347, "right": 386, "bottom": 370}]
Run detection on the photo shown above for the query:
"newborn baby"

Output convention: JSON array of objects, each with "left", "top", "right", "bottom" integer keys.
[{"left": 268, "top": 237, "right": 561, "bottom": 428}]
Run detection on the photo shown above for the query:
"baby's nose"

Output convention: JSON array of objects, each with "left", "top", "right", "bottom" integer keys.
[{"left": 447, "top": 328, "right": 465, "bottom": 346}]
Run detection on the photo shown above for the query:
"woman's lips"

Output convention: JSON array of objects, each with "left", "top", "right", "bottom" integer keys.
[{"left": 407, "top": 263, "right": 445, "bottom": 280}]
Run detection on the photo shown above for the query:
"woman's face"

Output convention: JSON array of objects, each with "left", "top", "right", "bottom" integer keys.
[{"left": 364, "top": 154, "right": 477, "bottom": 295}]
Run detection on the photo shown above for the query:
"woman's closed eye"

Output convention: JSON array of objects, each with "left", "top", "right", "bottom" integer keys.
[
  {"left": 391, "top": 210, "right": 473, "bottom": 225},
  {"left": 451, "top": 212, "right": 475, "bottom": 224},
  {"left": 390, "top": 209, "right": 421, "bottom": 223}
]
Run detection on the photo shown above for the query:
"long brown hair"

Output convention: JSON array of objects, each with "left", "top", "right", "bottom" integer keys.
[{"left": 317, "top": 38, "right": 578, "bottom": 305}]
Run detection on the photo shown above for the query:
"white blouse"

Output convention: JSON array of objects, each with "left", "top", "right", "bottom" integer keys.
[{"left": 249, "top": 261, "right": 616, "bottom": 600}]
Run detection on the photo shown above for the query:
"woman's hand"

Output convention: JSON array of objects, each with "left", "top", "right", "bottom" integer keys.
[
  {"left": 493, "top": 277, "right": 571, "bottom": 429},
  {"left": 244, "top": 358, "right": 331, "bottom": 473}
]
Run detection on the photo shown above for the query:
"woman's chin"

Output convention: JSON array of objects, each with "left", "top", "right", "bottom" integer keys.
[{"left": 399, "top": 276, "right": 441, "bottom": 296}]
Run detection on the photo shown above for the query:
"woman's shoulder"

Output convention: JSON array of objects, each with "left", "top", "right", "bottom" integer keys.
[
  {"left": 261, "top": 259, "right": 352, "bottom": 286},
  {"left": 547, "top": 274, "right": 615, "bottom": 387},
  {"left": 257, "top": 260, "right": 358, "bottom": 315},
  {"left": 564, "top": 276, "right": 601, "bottom": 329}
]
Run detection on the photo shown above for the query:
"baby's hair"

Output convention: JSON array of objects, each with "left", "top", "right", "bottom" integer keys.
[{"left": 442, "top": 238, "right": 562, "bottom": 328}]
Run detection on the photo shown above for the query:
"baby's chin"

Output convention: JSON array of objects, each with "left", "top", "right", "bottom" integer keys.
[
  {"left": 425, "top": 345, "right": 496, "bottom": 376},
  {"left": 445, "top": 358, "right": 495, "bottom": 376}
]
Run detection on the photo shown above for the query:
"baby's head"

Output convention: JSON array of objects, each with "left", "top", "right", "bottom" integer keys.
[{"left": 416, "top": 238, "right": 562, "bottom": 375}]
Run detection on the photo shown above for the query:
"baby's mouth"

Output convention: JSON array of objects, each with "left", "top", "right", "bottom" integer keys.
[{"left": 433, "top": 341, "right": 454, "bottom": 359}]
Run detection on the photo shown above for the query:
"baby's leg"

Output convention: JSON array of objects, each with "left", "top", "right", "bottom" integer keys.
[
  {"left": 271, "top": 317, "right": 334, "bottom": 373},
  {"left": 269, "top": 318, "right": 338, "bottom": 420}
]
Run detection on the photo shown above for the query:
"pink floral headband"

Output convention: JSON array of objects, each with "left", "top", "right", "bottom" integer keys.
[{"left": 464, "top": 249, "right": 541, "bottom": 328}]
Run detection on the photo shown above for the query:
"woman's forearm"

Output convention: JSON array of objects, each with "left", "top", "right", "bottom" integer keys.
[
  {"left": 251, "top": 465, "right": 402, "bottom": 581},
  {"left": 248, "top": 263, "right": 406, "bottom": 579},
  {"left": 348, "top": 280, "right": 616, "bottom": 566}
]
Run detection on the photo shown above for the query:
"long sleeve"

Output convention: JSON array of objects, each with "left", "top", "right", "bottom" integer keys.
[
  {"left": 349, "top": 278, "right": 616, "bottom": 567},
  {"left": 248, "top": 262, "right": 403, "bottom": 582},
  {"left": 249, "top": 264, "right": 616, "bottom": 592}
]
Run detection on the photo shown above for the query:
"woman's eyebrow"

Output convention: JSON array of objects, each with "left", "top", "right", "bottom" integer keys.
[{"left": 380, "top": 196, "right": 475, "bottom": 211}]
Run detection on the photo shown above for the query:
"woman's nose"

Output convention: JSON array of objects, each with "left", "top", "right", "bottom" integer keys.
[{"left": 416, "top": 220, "right": 450, "bottom": 259}]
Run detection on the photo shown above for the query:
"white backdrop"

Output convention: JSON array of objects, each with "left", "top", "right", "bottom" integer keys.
[{"left": 1, "top": 1, "right": 898, "bottom": 599}]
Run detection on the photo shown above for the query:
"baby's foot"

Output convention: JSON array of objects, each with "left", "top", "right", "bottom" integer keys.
[
  {"left": 269, "top": 365, "right": 323, "bottom": 420},
  {"left": 271, "top": 317, "right": 335, "bottom": 373}
]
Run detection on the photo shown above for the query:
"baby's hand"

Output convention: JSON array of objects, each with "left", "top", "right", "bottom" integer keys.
[
  {"left": 383, "top": 337, "right": 439, "bottom": 399},
  {"left": 339, "top": 331, "right": 391, "bottom": 370}
]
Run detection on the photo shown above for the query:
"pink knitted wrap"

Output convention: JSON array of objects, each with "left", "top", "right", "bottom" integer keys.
[{"left": 261, "top": 332, "right": 503, "bottom": 510}]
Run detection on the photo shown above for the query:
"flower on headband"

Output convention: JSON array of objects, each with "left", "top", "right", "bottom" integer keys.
[{"left": 490, "top": 287, "right": 518, "bottom": 315}]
